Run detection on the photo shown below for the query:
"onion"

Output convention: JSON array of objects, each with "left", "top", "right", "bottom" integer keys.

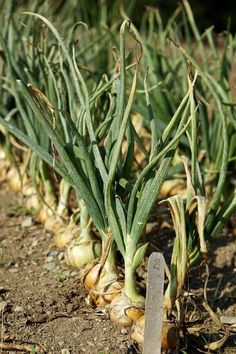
[
  {"left": 84, "top": 262, "right": 123, "bottom": 308},
  {"left": 44, "top": 216, "right": 65, "bottom": 234},
  {"left": 131, "top": 315, "right": 145, "bottom": 344},
  {"left": 65, "top": 235, "right": 102, "bottom": 270},
  {"left": 160, "top": 179, "right": 186, "bottom": 197},
  {"left": 83, "top": 263, "right": 102, "bottom": 290},
  {"left": 22, "top": 185, "right": 40, "bottom": 211},
  {"left": 109, "top": 290, "right": 144, "bottom": 326},
  {"left": 0, "top": 158, "right": 10, "bottom": 179},
  {"left": 25, "top": 194, "right": 40, "bottom": 211},
  {"left": 6, "top": 167, "right": 28, "bottom": 192},
  {"left": 38, "top": 205, "right": 54, "bottom": 224},
  {"left": 54, "top": 223, "right": 78, "bottom": 249},
  {"left": 161, "top": 320, "right": 179, "bottom": 352},
  {"left": 89, "top": 278, "right": 123, "bottom": 308},
  {"left": 131, "top": 315, "right": 179, "bottom": 351}
]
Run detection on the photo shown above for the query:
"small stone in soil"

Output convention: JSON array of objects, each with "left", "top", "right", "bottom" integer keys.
[
  {"left": 0, "top": 301, "right": 7, "bottom": 311},
  {"left": 120, "top": 344, "right": 127, "bottom": 351},
  {"left": 14, "top": 306, "right": 23, "bottom": 312},
  {"left": 45, "top": 262, "right": 56, "bottom": 271},
  {"left": 58, "top": 252, "right": 64, "bottom": 260},
  {"left": 121, "top": 328, "right": 129, "bottom": 335},
  {"left": 21, "top": 217, "right": 33, "bottom": 228},
  {"left": 61, "top": 350, "right": 70, "bottom": 354},
  {"left": 66, "top": 304, "right": 73, "bottom": 313},
  {"left": 4, "top": 261, "right": 14, "bottom": 268},
  {"left": 32, "top": 239, "right": 38, "bottom": 247},
  {"left": 48, "top": 250, "right": 60, "bottom": 257},
  {"left": 82, "top": 324, "right": 93, "bottom": 331},
  {"left": 87, "top": 341, "right": 94, "bottom": 346},
  {"left": 46, "top": 256, "right": 54, "bottom": 263},
  {"left": 9, "top": 268, "right": 19, "bottom": 273}
]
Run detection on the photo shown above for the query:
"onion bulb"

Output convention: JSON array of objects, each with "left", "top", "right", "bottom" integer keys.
[
  {"left": 131, "top": 315, "right": 145, "bottom": 344},
  {"left": 109, "top": 290, "right": 144, "bottom": 327},
  {"left": 6, "top": 167, "right": 28, "bottom": 192},
  {"left": 54, "top": 223, "right": 79, "bottom": 249},
  {"left": 83, "top": 263, "right": 123, "bottom": 308},
  {"left": 160, "top": 179, "right": 186, "bottom": 197},
  {"left": 161, "top": 320, "right": 179, "bottom": 352},
  {"left": 65, "top": 235, "right": 101, "bottom": 270},
  {"left": 0, "top": 158, "right": 10, "bottom": 179},
  {"left": 23, "top": 185, "right": 40, "bottom": 211},
  {"left": 131, "top": 315, "right": 179, "bottom": 351},
  {"left": 44, "top": 216, "right": 65, "bottom": 234},
  {"left": 38, "top": 205, "right": 54, "bottom": 224}
]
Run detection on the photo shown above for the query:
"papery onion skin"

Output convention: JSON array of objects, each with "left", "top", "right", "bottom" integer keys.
[
  {"left": 54, "top": 226, "right": 74, "bottom": 248},
  {"left": 109, "top": 290, "right": 144, "bottom": 327},
  {"left": 131, "top": 315, "right": 145, "bottom": 344},
  {"left": 0, "top": 158, "right": 11, "bottom": 180},
  {"left": 161, "top": 321, "right": 179, "bottom": 352},
  {"left": 160, "top": 179, "right": 186, "bottom": 197},
  {"left": 65, "top": 239, "right": 102, "bottom": 270},
  {"left": 89, "top": 279, "right": 123, "bottom": 308},
  {"left": 38, "top": 206, "right": 53, "bottom": 224},
  {"left": 131, "top": 315, "right": 179, "bottom": 351},
  {"left": 6, "top": 167, "right": 28, "bottom": 192},
  {"left": 83, "top": 263, "right": 102, "bottom": 291},
  {"left": 44, "top": 216, "right": 65, "bottom": 234},
  {"left": 84, "top": 261, "right": 123, "bottom": 308},
  {"left": 25, "top": 194, "right": 40, "bottom": 211}
]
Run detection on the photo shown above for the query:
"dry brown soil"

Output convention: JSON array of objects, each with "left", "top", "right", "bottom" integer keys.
[
  {"left": 0, "top": 186, "right": 236, "bottom": 354},
  {"left": 0, "top": 188, "right": 137, "bottom": 354}
]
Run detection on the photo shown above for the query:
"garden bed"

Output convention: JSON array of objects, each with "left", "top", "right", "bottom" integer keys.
[
  {"left": 0, "top": 186, "right": 235, "bottom": 353},
  {"left": 0, "top": 187, "right": 137, "bottom": 354}
]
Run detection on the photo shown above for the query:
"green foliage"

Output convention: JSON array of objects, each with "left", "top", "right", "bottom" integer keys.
[{"left": 0, "top": 0, "right": 235, "bottom": 332}]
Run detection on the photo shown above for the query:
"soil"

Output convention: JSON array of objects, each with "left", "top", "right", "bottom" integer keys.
[
  {"left": 0, "top": 186, "right": 236, "bottom": 354},
  {"left": 0, "top": 188, "right": 136, "bottom": 354}
]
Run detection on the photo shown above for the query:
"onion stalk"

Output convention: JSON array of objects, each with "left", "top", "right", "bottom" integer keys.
[
  {"left": 108, "top": 23, "right": 196, "bottom": 326},
  {"left": 44, "top": 178, "right": 71, "bottom": 234}
]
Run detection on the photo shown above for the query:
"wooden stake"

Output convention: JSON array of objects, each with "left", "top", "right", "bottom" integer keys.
[{"left": 143, "top": 252, "right": 165, "bottom": 354}]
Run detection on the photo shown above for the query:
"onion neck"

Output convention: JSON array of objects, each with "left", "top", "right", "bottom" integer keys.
[
  {"left": 124, "top": 264, "right": 144, "bottom": 304},
  {"left": 77, "top": 201, "right": 95, "bottom": 242},
  {"left": 57, "top": 179, "right": 71, "bottom": 218},
  {"left": 102, "top": 241, "right": 117, "bottom": 276},
  {"left": 96, "top": 230, "right": 119, "bottom": 283},
  {"left": 44, "top": 179, "right": 57, "bottom": 211},
  {"left": 124, "top": 243, "right": 144, "bottom": 304}
]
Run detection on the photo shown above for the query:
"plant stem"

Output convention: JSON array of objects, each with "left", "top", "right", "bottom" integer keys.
[
  {"left": 124, "top": 243, "right": 144, "bottom": 303},
  {"left": 124, "top": 265, "right": 144, "bottom": 303},
  {"left": 103, "top": 242, "right": 117, "bottom": 276},
  {"left": 57, "top": 179, "right": 71, "bottom": 218}
]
